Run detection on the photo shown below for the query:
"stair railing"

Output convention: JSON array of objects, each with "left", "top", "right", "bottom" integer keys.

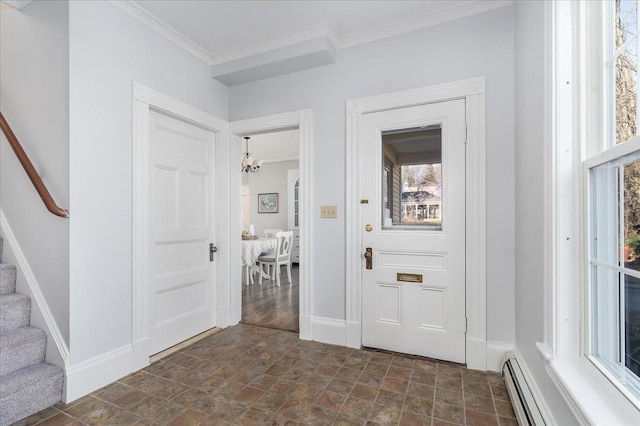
[{"left": 0, "top": 112, "right": 69, "bottom": 218}]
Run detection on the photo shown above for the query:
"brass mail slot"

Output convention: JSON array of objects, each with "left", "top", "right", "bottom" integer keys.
[{"left": 397, "top": 273, "right": 423, "bottom": 283}]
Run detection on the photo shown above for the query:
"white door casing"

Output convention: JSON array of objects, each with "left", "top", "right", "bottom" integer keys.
[
  {"left": 361, "top": 100, "right": 466, "bottom": 363},
  {"left": 346, "top": 77, "right": 487, "bottom": 370},
  {"left": 132, "top": 83, "right": 231, "bottom": 370},
  {"left": 148, "top": 110, "right": 216, "bottom": 355},
  {"left": 230, "top": 110, "right": 313, "bottom": 340}
]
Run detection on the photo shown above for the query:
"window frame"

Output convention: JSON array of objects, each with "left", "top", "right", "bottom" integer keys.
[{"left": 545, "top": 1, "right": 640, "bottom": 422}]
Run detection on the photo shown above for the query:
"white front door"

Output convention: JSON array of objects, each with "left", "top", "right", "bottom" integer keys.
[
  {"left": 148, "top": 109, "right": 216, "bottom": 355},
  {"left": 361, "top": 99, "right": 466, "bottom": 363}
]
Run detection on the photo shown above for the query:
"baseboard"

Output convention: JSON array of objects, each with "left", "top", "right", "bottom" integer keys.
[
  {"left": 345, "top": 321, "right": 361, "bottom": 349},
  {"left": 466, "top": 337, "right": 487, "bottom": 371},
  {"left": 0, "top": 211, "right": 69, "bottom": 370},
  {"left": 486, "top": 340, "right": 514, "bottom": 372},
  {"left": 132, "top": 337, "right": 150, "bottom": 371},
  {"left": 311, "top": 316, "right": 346, "bottom": 346},
  {"left": 65, "top": 344, "right": 133, "bottom": 403},
  {"left": 299, "top": 314, "right": 312, "bottom": 341},
  {"left": 217, "top": 305, "right": 230, "bottom": 329},
  {"left": 512, "top": 348, "right": 555, "bottom": 425}
]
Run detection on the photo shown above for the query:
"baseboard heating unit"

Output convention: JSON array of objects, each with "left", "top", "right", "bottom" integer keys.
[{"left": 502, "top": 352, "right": 546, "bottom": 425}]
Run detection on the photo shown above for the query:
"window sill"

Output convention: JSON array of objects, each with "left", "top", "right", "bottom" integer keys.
[{"left": 540, "top": 345, "right": 640, "bottom": 425}]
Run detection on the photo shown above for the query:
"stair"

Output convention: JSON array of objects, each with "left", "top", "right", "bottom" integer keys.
[{"left": 0, "top": 237, "right": 64, "bottom": 426}]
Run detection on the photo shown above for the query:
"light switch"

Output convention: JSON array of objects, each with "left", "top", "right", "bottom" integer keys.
[{"left": 321, "top": 205, "right": 338, "bottom": 218}]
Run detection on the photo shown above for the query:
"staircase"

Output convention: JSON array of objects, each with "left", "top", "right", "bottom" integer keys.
[{"left": 0, "top": 238, "right": 64, "bottom": 426}]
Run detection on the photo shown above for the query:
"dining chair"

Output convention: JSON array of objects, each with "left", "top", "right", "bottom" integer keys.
[
  {"left": 261, "top": 229, "right": 283, "bottom": 275},
  {"left": 258, "top": 231, "right": 293, "bottom": 286},
  {"left": 263, "top": 229, "right": 283, "bottom": 238}
]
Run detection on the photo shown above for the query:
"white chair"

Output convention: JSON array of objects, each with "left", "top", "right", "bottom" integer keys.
[
  {"left": 258, "top": 231, "right": 293, "bottom": 286},
  {"left": 260, "top": 229, "right": 283, "bottom": 276},
  {"left": 263, "top": 229, "right": 283, "bottom": 238}
]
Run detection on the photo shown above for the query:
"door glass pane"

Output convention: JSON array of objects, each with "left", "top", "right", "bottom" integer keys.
[{"left": 381, "top": 125, "right": 442, "bottom": 230}]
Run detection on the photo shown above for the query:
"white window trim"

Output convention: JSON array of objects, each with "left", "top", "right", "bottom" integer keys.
[{"left": 540, "top": 1, "right": 640, "bottom": 423}]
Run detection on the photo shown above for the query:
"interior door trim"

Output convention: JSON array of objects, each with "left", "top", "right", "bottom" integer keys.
[
  {"left": 345, "top": 76, "right": 488, "bottom": 370},
  {"left": 230, "top": 109, "right": 314, "bottom": 341},
  {"left": 131, "top": 82, "right": 231, "bottom": 370}
]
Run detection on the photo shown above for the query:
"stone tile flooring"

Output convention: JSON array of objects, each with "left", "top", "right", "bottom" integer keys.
[{"left": 15, "top": 324, "right": 517, "bottom": 425}]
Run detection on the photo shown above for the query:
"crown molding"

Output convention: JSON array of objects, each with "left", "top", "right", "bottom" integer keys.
[
  {"left": 1, "top": 0, "right": 33, "bottom": 9},
  {"left": 210, "top": 22, "right": 339, "bottom": 66},
  {"left": 109, "top": 0, "right": 212, "bottom": 65},
  {"left": 337, "top": 0, "right": 513, "bottom": 49},
  {"left": 112, "top": 0, "right": 512, "bottom": 68}
]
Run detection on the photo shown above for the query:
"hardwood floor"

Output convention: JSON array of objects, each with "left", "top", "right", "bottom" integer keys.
[{"left": 241, "top": 264, "right": 299, "bottom": 332}]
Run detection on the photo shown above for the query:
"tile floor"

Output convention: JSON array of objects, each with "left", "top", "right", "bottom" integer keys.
[{"left": 15, "top": 324, "right": 517, "bottom": 426}]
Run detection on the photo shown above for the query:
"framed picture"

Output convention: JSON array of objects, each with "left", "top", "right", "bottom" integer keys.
[{"left": 258, "top": 193, "right": 278, "bottom": 213}]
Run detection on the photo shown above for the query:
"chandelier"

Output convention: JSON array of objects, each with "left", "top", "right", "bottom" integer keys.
[{"left": 241, "top": 136, "right": 263, "bottom": 173}]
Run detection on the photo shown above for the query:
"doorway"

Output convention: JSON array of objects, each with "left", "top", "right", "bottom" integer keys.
[
  {"left": 239, "top": 129, "right": 300, "bottom": 332},
  {"left": 230, "top": 109, "right": 313, "bottom": 340},
  {"left": 345, "top": 78, "right": 488, "bottom": 370},
  {"left": 360, "top": 100, "right": 466, "bottom": 363}
]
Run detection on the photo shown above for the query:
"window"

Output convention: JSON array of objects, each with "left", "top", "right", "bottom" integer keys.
[
  {"left": 381, "top": 126, "right": 442, "bottom": 230},
  {"left": 587, "top": 0, "right": 640, "bottom": 402}
]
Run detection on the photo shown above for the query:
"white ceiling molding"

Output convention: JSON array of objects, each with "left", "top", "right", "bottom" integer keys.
[
  {"left": 109, "top": 0, "right": 212, "bottom": 65},
  {"left": 211, "top": 36, "right": 336, "bottom": 86},
  {"left": 1, "top": 0, "right": 34, "bottom": 9},
  {"left": 209, "top": 22, "right": 340, "bottom": 66},
  {"left": 112, "top": 0, "right": 512, "bottom": 72},
  {"left": 337, "top": 0, "right": 513, "bottom": 49}
]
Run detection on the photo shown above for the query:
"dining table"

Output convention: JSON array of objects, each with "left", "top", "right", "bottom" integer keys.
[{"left": 241, "top": 237, "right": 277, "bottom": 286}]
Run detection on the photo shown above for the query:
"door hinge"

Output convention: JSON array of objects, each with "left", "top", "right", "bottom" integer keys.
[
  {"left": 465, "top": 124, "right": 468, "bottom": 144},
  {"left": 464, "top": 317, "right": 468, "bottom": 333},
  {"left": 209, "top": 243, "right": 218, "bottom": 262}
]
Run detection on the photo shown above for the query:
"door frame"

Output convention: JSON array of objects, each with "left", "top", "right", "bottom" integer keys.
[
  {"left": 345, "top": 77, "right": 487, "bottom": 370},
  {"left": 131, "top": 82, "right": 232, "bottom": 369},
  {"left": 230, "top": 109, "right": 313, "bottom": 340}
]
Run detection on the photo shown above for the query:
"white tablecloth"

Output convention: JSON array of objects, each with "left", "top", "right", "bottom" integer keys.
[{"left": 241, "top": 238, "right": 276, "bottom": 266}]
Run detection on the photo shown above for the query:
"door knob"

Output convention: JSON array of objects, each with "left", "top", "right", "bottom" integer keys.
[{"left": 364, "top": 247, "right": 373, "bottom": 270}]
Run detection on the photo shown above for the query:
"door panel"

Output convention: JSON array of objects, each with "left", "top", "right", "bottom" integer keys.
[
  {"left": 149, "top": 110, "right": 216, "bottom": 355},
  {"left": 361, "top": 100, "right": 466, "bottom": 363}
]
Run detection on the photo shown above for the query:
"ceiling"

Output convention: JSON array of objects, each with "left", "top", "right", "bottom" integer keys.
[
  {"left": 244, "top": 128, "right": 299, "bottom": 164},
  {"left": 131, "top": 1, "right": 483, "bottom": 59},
  {"left": 117, "top": 0, "right": 511, "bottom": 84}
]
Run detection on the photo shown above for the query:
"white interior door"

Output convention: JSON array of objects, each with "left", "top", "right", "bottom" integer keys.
[
  {"left": 149, "top": 109, "right": 216, "bottom": 355},
  {"left": 361, "top": 99, "right": 466, "bottom": 363}
]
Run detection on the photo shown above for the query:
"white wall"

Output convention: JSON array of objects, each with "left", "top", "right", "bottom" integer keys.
[
  {"left": 513, "top": 1, "right": 577, "bottom": 424},
  {"left": 229, "top": 7, "right": 516, "bottom": 345},
  {"left": 0, "top": 1, "right": 70, "bottom": 345},
  {"left": 247, "top": 161, "right": 298, "bottom": 236},
  {"left": 68, "top": 1, "right": 228, "bottom": 364}
]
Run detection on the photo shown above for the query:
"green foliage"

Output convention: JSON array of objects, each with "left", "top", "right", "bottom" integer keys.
[{"left": 626, "top": 233, "right": 640, "bottom": 257}]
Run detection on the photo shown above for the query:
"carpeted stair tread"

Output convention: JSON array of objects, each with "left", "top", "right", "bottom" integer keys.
[
  {"left": 0, "top": 362, "right": 64, "bottom": 426},
  {"left": 0, "top": 264, "right": 16, "bottom": 295},
  {"left": 0, "top": 327, "right": 46, "bottom": 377},
  {"left": 0, "top": 293, "right": 30, "bottom": 333}
]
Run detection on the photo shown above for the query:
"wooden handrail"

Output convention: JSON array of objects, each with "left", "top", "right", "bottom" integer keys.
[{"left": 0, "top": 112, "right": 69, "bottom": 218}]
